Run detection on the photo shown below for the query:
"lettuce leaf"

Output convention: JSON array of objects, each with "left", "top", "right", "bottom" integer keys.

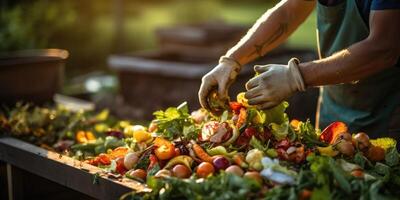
[{"left": 262, "top": 101, "right": 289, "bottom": 125}]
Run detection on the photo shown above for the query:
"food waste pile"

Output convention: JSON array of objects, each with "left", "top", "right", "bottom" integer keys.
[{"left": 1, "top": 93, "right": 399, "bottom": 200}]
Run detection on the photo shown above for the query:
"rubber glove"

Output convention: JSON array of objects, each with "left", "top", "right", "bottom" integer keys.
[
  {"left": 245, "top": 58, "right": 306, "bottom": 109},
  {"left": 198, "top": 56, "right": 242, "bottom": 109}
]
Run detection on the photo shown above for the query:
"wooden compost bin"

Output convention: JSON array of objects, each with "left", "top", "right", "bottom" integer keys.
[
  {"left": 0, "top": 137, "right": 146, "bottom": 200},
  {"left": 155, "top": 22, "right": 247, "bottom": 58},
  {"left": 108, "top": 49, "right": 319, "bottom": 122},
  {"left": 0, "top": 49, "right": 68, "bottom": 105}
]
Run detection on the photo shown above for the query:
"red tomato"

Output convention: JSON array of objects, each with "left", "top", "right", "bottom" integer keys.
[
  {"left": 98, "top": 153, "right": 111, "bottom": 165},
  {"left": 154, "top": 137, "right": 175, "bottom": 160},
  {"left": 115, "top": 157, "right": 127, "bottom": 174},
  {"left": 196, "top": 162, "right": 215, "bottom": 178},
  {"left": 229, "top": 102, "right": 243, "bottom": 114}
]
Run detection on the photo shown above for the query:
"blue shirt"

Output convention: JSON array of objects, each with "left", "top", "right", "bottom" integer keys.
[{"left": 320, "top": 0, "right": 400, "bottom": 24}]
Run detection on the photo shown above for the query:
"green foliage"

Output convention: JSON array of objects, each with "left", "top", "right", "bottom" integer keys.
[
  {"left": 126, "top": 173, "right": 261, "bottom": 200},
  {"left": 152, "top": 102, "right": 199, "bottom": 140},
  {"left": 0, "top": 1, "right": 76, "bottom": 50}
]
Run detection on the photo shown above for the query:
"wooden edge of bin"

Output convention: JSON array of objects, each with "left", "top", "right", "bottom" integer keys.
[{"left": 0, "top": 137, "right": 149, "bottom": 200}]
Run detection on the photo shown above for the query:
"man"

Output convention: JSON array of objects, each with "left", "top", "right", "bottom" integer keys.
[{"left": 198, "top": 0, "right": 400, "bottom": 140}]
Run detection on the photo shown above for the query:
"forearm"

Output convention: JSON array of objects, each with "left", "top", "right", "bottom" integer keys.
[
  {"left": 225, "top": 0, "right": 315, "bottom": 66},
  {"left": 299, "top": 38, "right": 399, "bottom": 86},
  {"left": 300, "top": 10, "right": 400, "bottom": 87}
]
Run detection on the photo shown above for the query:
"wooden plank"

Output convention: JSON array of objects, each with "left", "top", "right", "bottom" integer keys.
[
  {"left": 0, "top": 137, "right": 149, "bottom": 200},
  {"left": 0, "top": 161, "right": 9, "bottom": 200}
]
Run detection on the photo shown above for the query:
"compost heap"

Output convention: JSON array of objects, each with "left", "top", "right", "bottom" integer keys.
[{"left": 1, "top": 93, "right": 400, "bottom": 200}]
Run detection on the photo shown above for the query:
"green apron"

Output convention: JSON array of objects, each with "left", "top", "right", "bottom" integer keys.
[{"left": 317, "top": 0, "right": 400, "bottom": 140}]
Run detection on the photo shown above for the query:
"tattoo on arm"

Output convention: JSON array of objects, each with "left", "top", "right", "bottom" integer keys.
[{"left": 248, "top": 22, "right": 288, "bottom": 58}]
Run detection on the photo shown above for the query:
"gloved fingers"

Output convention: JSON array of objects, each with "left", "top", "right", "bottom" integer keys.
[
  {"left": 245, "top": 76, "right": 260, "bottom": 90},
  {"left": 257, "top": 101, "right": 278, "bottom": 110},
  {"left": 244, "top": 86, "right": 262, "bottom": 99},
  {"left": 198, "top": 80, "right": 214, "bottom": 109},
  {"left": 217, "top": 76, "right": 231, "bottom": 99},
  {"left": 247, "top": 95, "right": 269, "bottom": 106},
  {"left": 254, "top": 65, "right": 272, "bottom": 74}
]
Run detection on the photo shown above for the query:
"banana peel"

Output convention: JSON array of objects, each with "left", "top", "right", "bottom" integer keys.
[
  {"left": 317, "top": 145, "right": 339, "bottom": 157},
  {"left": 163, "top": 155, "right": 194, "bottom": 170}
]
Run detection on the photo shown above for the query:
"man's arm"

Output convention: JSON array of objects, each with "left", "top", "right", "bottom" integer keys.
[
  {"left": 226, "top": 0, "right": 316, "bottom": 66},
  {"left": 299, "top": 10, "right": 400, "bottom": 86}
]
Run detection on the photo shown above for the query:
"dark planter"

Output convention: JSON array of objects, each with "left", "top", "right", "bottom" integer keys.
[{"left": 0, "top": 49, "right": 68, "bottom": 104}]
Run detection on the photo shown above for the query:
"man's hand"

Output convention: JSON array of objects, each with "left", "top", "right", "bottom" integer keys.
[
  {"left": 198, "top": 57, "right": 241, "bottom": 109},
  {"left": 245, "top": 58, "right": 306, "bottom": 109}
]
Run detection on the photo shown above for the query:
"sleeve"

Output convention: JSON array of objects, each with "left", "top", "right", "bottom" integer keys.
[{"left": 371, "top": 0, "right": 400, "bottom": 10}]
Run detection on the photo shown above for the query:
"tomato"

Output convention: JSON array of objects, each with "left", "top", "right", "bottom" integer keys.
[
  {"left": 229, "top": 101, "right": 243, "bottom": 114},
  {"left": 196, "top": 162, "right": 215, "bottom": 178},
  {"left": 98, "top": 153, "right": 111, "bottom": 165},
  {"left": 172, "top": 164, "right": 191, "bottom": 178},
  {"left": 155, "top": 145, "right": 175, "bottom": 160},
  {"left": 115, "top": 157, "right": 127, "bottom": 174},
  {"left": 128, "top": 169, "right": 147, "bottom": 181}
]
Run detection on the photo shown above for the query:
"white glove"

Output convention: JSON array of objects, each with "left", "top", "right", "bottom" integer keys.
[
  {"left": 245, "top": 58, "right": 306, "bottom": 109},
  {"left": 198, "top": 56, "right": 241, "bottom": 109}
]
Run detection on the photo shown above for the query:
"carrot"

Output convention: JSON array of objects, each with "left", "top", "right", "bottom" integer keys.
[
  {"left": 232, "top": 153, "right": 248, "bottom": 168},
  {"left": 191, "top": 142, "right": 213, "bottom": 163},
  {"left": 236, "top": 108, "right": 247, "bottom": 128}
]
